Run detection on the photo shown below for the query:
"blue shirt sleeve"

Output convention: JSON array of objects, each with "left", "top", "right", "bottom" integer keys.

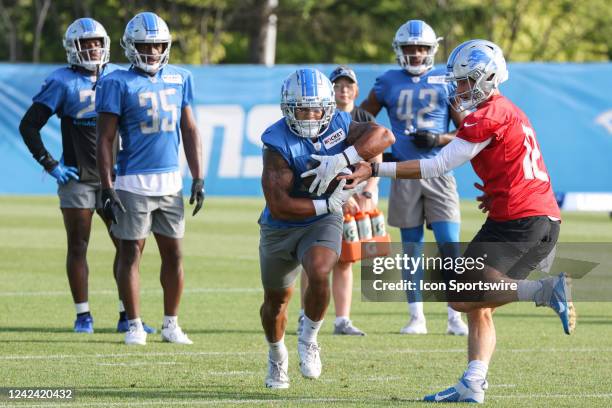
[
  {"left": 336, "top": 111, "right": 352, "bottom": 134},
  {"left": 95, "top": 76, "right": 123, "bottom": 115},
  {"left": 182, "top": 71, "right": 194, "bottom": 108},
  {"left": 32, "top": 75, "right": 66, "bottom": 114}
]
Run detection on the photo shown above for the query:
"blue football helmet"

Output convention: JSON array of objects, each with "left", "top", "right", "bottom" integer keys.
[
  {"left": 280, "top": 68, "right": 336, "bottom": 139},
  {"left": 392, "top": 20, "right": 442, "bottom": 75},
  {"left": 121, "top": 12, "right": 171, "bottom": 74},
  {"left": 446, "top": 39, "right": 509, "bottom": 111},
  {"left": 63, "top": 18, "right": 110, "bottom": 72}
]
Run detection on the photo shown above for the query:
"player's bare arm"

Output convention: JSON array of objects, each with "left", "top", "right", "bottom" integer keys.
[
  {"left": 346, "top": 121, "right": 395, "bottom": 159},
  {"left": 262, "top": 148, "right": 318, "bottom": 220},
  {"left": 359, "top": 89, "right": 382, "bottom": 117},
  {"left": 180, "top": 106, "right": 203, "bottom": 180},
  {"left": 96, "top": 112, "right": 119, "bottom": 189}
]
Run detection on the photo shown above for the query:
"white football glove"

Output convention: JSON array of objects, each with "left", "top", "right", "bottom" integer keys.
[
  {"left": 326, "top": 178, "right": 367, "bottom": 216},
  {"left": 300, "top": 153, "right": 349, "bottom": 196}
]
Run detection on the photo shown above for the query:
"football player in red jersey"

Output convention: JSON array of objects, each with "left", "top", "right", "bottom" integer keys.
[{"left": 343, "top": 39, "right": 575, "bottom": 403}]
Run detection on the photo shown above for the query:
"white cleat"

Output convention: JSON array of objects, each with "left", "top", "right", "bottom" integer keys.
[
  {"left": 400, "top": 316, "right": 427, "bottom": 335},
  {"left": 447, "top": 317, "right": 469, "bottom": 336},
  {"left": 298, "top": 340, "right": 322, "bottom": 379},
  {"left": 125, "top": 325, "right": 147, "bottom": 346},
  {"left": 265, "top": 354, "right": 290, "bottom": 389},
  {"left": 161, "top": 324, "right": 193, "bottom": 345}
]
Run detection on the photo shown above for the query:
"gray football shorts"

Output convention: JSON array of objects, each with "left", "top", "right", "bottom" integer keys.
[
  {"left": 259, "top": 214, "right": 343, "bottom": 290},
  {"left": 111, "top": 190, "right": 185, "bottom": 240},
  {"left": 57, "top": 180, "right": 102, "bottom": 210},
  {"left": 387, "top": 174, "right": 460, "bottom": 229}
]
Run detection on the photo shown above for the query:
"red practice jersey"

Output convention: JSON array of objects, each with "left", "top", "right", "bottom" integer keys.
[{"left": 457, "top": 95, "right": 561, "bottom": 222}]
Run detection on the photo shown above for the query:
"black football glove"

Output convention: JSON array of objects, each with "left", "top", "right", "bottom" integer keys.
[
  {"left": 190, "top": 178, "right": 205, "bottom": 216},
  {"left": 101, "top": 188, "right": 126, "bottom": 224},
  {"left": 410, "top": 130, "right": 441, "bottom": 149}
]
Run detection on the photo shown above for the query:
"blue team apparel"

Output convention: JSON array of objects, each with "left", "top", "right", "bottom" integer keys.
[
  {"left": 95, "top": 65, "right": 194, "bottom": 176},
  {"left": 259, "top": 110, "right": 352, "bottom": 228},
  {"left": 33, "top": 64, "right": 121, "bottom": 119},
  {"left": 373, "top": 67, "right": 454, "bottom": 161}
]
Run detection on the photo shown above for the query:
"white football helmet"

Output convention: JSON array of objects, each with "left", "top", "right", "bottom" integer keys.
[
  {"left": 280, "top": 68, "right": 336, "bottom": 139},
  {"left": 63, "top": 18, "right": 110, "bottom": 72},
  {"left": 121, "top": 12, "right": 171, "bottom": 74},
  {"left": 446, "top": 39, "right": 509, "bottom": 111},
  {"left": 392, "top": 20, "right": 442, "bottom": 75}
]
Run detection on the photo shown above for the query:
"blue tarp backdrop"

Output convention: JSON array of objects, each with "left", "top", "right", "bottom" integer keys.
[{"left": 0, "top": 63, "right": 610, "bottom": 197}]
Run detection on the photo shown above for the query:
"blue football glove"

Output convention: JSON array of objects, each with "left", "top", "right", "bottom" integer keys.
[{"left": 49, "top": 163, "right": 79, "bottom": 185}]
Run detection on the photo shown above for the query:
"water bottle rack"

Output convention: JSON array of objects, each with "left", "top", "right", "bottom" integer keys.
[{"left": 340, "top": 234, "right": 391, "bottom": 263}]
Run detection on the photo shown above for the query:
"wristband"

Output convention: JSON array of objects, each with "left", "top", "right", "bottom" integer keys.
[
  {"left": 342, "top": 145, "right": 363, "bottom": 165},
  {"left": 378, "top": 162, "right": 397, "bottom": 178},
  {"left": 313, "top": 199, "right": 328, "bottom": 216}
]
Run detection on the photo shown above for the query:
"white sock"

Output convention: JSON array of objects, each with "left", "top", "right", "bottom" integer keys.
[
  {"left": 118, "top": 300, "right": 125, "bottom": 313},
  {"left": 268, "top": 337, "right": 288, "bottom": 362},
  {"left": 517, "top": 280, "right": 543, "bottom": 301},
  {"left": 409, "top": 302, "right": 424, "bottom": 319},
  {"left": 447, "top": 305, "right": 461, "bottom": 321},
  {"left": 464, "top": 360, "right": 488, "bottom": 384},
  {"left": 75, "top": 302, "right": 90, "bottom": 314},
  {"left": 163, "top": 315, "right": 178, "bottom": 329},
  {"left": 299, "top": 315, "right": 323, "bottom": 344},
  {"left": 335, "top": 316, "right": 349, "bottom": 326},
  {"left": 128, "top": 318, "right": 143, "bottom": 331}
]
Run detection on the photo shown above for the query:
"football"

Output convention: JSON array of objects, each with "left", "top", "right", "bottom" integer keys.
[{"left": 301, "top": 163, "right": 354, "bottom": 196}]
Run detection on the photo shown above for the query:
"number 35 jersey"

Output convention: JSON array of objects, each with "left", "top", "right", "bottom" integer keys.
[
  {"left": 95, "top": 65, "right": 194, "bottom": 176},
  {"left": 457, "top": 95, "right": 560, "bottom": 221},
  {"left": 374, "top": 67, "right": 454, "bottom": 161},
  {"left": 32, "top": 64, "right": 121, "bottom": 182}
]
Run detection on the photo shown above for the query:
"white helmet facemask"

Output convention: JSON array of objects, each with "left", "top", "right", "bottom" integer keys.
[
  {"left": 63, "top": 18, "right": 110, "bottom": 72},
  {"left": 392, "top": 20, "right": 442, "bottom": 75},
  {"left": 280, "top": 69, "right": 336, "bottom": 139},
  {"left": 121, "top": 12, "right": 172, "bottom": 74},
  {"left": 446, "top": 39, "right": 509, "bottom": 111}
]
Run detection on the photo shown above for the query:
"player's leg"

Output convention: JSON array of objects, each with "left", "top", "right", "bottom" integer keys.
[
  {"left": 399, "top": 225, "right": 428, "bottom": 334},
  {"left": 259, "top": 224, "right": 303, "bottom": 389},
  {"left": 332, "top": 260, "right": 365, "bottom": 335},
  {"left": 111, "top": 190, "right": 152, "bottom": 345},
  {"left": 96, "top": 208, "right": 155, "bottom": 334},
  {"left": 62, "top": 207, "right": 95, "bottom": 333},
  {"left": 151, "top": 193, "right": 192, "bottom": 344},
  {"left": 58, "top": 180, "right": 99, "bottom": 333},
  {"left": 297, "top": 215, "right": 343, "bottom": 379},
  {"left": 296, "top": 268, "right": 307, "bottom": 335},
  {"left": 388, "top": 178, "right": 428, "bottom": 334}
]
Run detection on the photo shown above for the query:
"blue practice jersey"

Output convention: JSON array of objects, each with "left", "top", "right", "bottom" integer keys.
[
  {"left": 374, "top": 67, "right": 454, "bottom": 161},
  {"left": 95, "top": 65, "right": 194, "bottom": 176},
  {"left": 259, "top": 111, "right": 352, "bottom": 228},
  {"left": 33, "top": 63, "right": 121, "bottom": 119}
]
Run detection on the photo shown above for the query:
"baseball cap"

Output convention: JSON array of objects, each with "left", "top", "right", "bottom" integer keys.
[{"left": 329, "top": 65, "right": 357, "bottom": 84}]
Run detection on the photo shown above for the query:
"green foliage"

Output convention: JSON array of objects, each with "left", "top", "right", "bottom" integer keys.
[{"left": 0, "top": 0, "right": 608, "bottom": 63}]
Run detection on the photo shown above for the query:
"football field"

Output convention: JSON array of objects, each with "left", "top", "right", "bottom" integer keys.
[{"left": 1, "top": 196, "right": 611, "bottom": 407}]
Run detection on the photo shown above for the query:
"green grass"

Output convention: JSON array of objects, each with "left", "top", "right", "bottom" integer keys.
[{"left": 0, "top": 196, "right": 611, "bottom": 407}]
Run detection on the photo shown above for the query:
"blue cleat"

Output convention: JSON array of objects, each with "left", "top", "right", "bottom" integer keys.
[
  {"left": 74, "top": 314, "right": 94, "bottom": 333},
  {"left": 535, "top": 272, "right": 576, "bottom": 335},
  {"left": 424, "top": 377, "right": 487, "bottom": 403},
  {"left": 117, "top": 318, "right": 157, "bottom": 334}
]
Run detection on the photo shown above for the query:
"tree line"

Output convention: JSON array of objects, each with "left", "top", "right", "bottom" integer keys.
[{"left": 0, "top": 0, "right": 609, "bottom": 64}]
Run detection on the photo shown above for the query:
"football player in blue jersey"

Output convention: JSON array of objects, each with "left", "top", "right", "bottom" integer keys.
[
  {"left": 259, "top": 68, "right": 394, "bottom": 388},
  {"left": 19, "top": 18, "right": 155, "bottom": 335},
  {"left": 96, "top": 12, "right": 204, "bottom": 346},
  {"left": 360, "top": 20, "right": 469, "bottom": 335}
]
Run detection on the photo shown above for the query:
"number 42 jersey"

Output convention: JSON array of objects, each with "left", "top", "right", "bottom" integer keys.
[
  {"left": 95, "top": 65, "right": 194, "bottom": 177},
  {"left": 457, "top": 95, "right": 561, "bottom": 222}
]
